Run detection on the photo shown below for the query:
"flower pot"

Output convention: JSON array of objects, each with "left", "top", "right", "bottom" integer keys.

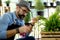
[
  {"left": 28, "top": 1, "right": 32, "bottom": 7},
  {"left": 50, "top": 3, "right": 54, "bottom": 7},
  {"left": 44, "top": 2, "right": 47, "bottom": 7},
  {"left": 6, "top": 3, "right": 9, "bottom": 6},
  {"left": 56, "top": 1, "right": 60, "bottom": 6},
  {"left": 41, "top": 32, "right": 60, "bottom": 35},
  {"left": 37, "top": 11, "right": 44, "bottom": 16},
  {"left": 41, "top": 32, "right": 60, "bottom": 40}
]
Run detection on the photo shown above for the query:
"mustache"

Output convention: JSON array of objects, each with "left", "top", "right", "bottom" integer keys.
[{"left": 18, "top": 14, "right": 25, "bottom": 19}]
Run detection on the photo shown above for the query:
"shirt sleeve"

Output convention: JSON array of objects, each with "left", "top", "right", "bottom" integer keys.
[
  {"left": 0, "top": 14, "right": 10, "bottom": 39},
  {"left": 18, "top": 19, "right": 25, "bottom": 26},
  {"left": 21, "top": 20, "right": 25, "bottom": 26}
]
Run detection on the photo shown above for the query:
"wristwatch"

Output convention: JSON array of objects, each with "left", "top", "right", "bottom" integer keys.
[{"left": 25, "top": 23, "right": 34, "bottom": 26}]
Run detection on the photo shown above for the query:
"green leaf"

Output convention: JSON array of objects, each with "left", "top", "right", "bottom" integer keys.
[{"left": 35, "top": 0, "right": 45, "bottom": 10}]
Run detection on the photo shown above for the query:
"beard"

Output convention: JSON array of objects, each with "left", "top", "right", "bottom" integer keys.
[{"left": 18, "top": 14, "right": 25, "bottom": 20}]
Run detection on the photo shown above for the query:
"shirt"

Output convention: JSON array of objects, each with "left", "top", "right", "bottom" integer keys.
[{"left": 0, "top": 12, "right": 25, "bottom": 39}]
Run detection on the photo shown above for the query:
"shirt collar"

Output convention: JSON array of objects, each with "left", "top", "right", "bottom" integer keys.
[
  {"left": 12, "top": 12, "right": 24, "bottom": 21},
  {"left": 12, "top": 12, "right": 17, "bottom": 20}
]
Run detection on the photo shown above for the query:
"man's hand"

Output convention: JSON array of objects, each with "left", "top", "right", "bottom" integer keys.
[
  {"left": 18, "top": 25, "right": 31, "bottom": 34},
  {"left": 18, "top": 17, "right": 38, "bottom": 35},
  {"left": 30, "top": 17, "right": 38, "bottom": 25}
]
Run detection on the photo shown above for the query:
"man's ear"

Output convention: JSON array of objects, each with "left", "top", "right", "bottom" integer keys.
[
  {"left": 16, "top": 6, "right": 20, "bottom": 12},
  {"left": 16, "top": 6, "right": 19, "bottom": 9}
]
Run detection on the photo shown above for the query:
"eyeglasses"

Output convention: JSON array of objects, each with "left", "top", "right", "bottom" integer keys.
[{"left": 20, "top": 7, "right": 29, "bottom": 13}]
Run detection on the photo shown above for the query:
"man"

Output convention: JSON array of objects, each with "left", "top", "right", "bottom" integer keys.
[{"left": 0, "top": 1, "right": 35, "bottom": 40}]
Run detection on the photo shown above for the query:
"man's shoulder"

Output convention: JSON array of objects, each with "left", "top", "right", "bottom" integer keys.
[
  {"left": 4, "top": 12, "right": 14, "bottom": 17},
  {"left": 5, "top": 12, "right": 14, "bottom": 15},
  {"left": 1, "top": 12, "right": 14, "bottom": 20}
]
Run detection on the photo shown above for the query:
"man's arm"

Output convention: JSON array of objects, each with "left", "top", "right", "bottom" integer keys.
[
  {"left": 0, "top": 14, "right": 18, "bottom": 39},
  {"left": 7, "top": 29, "right": 17, "bottom": 38},
  {"left": 0, "top": 14, "right": 31, "bottom": 39},
  {"left": 7, "top": 17, "right": 37, "bottom": 38},
  {"left": 0, "top": 29, "right": 17, "bottom": 39}
]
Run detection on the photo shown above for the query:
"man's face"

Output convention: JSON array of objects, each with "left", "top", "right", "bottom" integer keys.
[{"left": 16, "top": 6, "right": 29, "bottom": 19}]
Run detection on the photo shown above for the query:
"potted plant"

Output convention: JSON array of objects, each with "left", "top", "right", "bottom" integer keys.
[
  {"left": 50, "top": 0, "right": 56, "bottom": 7},
  {"left": 41, "top": 6, "right": 60, "bottom": 31},
  {"left": 45, "top": 12, "right": 60, "bottom": 32},
  {"left": 52, "top": 0, "right": 56, "bottom": 2},
  {"left": 24, "top": 12, "right": 31, "bottom": 23},
  {"left": 41, "top": 6, "right": 60, "bottom": 40},
  {"left": 50, "top": 2, "right": 54, "bottom": 7},
  {"left": 35, "top": 0, "right": 45, "bottom": 16},
  {"left": 5, "top": 0, "right": 10, "bottom": 6},
  {"left": 44, "top": 2, "right": 47, "bottom": 8}
]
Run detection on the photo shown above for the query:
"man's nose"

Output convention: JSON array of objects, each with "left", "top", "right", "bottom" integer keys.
[{"left": 23, "top": 13, "right": 27, "bottom": 16}]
